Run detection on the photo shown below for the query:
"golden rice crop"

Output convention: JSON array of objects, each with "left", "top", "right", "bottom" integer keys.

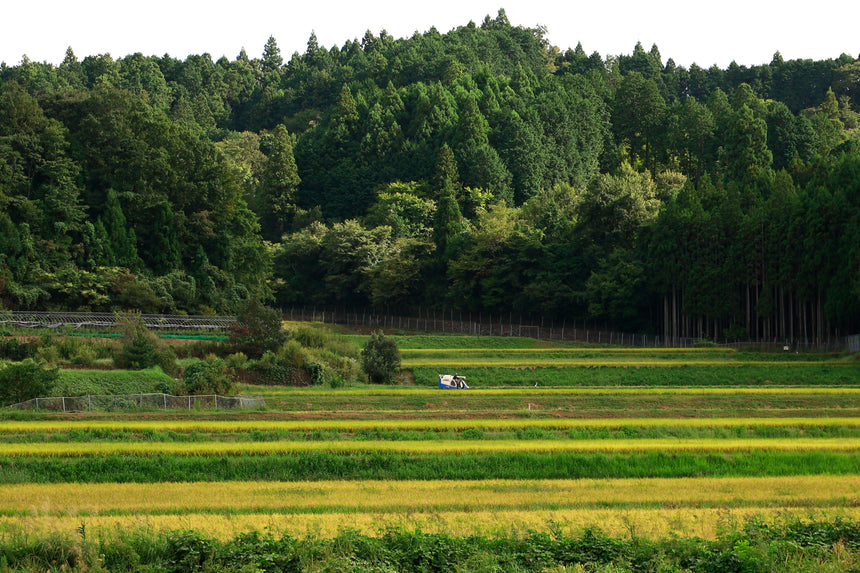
[
  {"left": 7, "top": 507, "right": 860, "bottom": 541},
  {"left": 3, "top": 416, "right": 860, "bottom": 434},
  {"left": 3, "top": 476, "right": 858, "bottom": 517},
  {"left": 4, "top": 437, "right": 860, "bottom": 456}
]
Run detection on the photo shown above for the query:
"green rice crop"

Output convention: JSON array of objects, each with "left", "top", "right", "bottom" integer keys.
[
  {"left": 2, "top": 421, "right": 859, "bottom": 444},
  {"left": 2, "top": 450, "right": 859, "bottom": 483}
]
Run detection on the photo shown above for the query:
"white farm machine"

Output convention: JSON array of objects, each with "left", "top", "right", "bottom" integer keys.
[{"left": 438, "top": 374, "right": 469, "bottom": 389}]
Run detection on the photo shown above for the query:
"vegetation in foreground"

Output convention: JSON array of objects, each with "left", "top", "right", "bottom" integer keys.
[{"left": 0, "top": 518, "right": 858, "bottom": 572}]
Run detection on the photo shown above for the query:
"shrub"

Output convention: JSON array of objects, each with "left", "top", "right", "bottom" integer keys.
[
  {"left": 182, "top": 358, "right": 234, "bottom": 395},
  {"left": 227, "top": 300, "right": 286, "bottom": 358},
  {"left": 239, "top": 352, "right": 307, "bottom": 386},
  {"left": 292, "top": 324, "right": 359, "bottom": 358},
  {"left": 70, "top": 345, "right": 98, "bottom": 366},
  {"left": 0, "top": 359, "right": 59, "bottom": 406},
  {"left": 0, "top": 338, "right": 36, "bottom": 360},
  {"left": 279, "top": 339, "right": 307, "bottom": 368},
  {"left": 361, "top": 330, "right": 401, "bottom": 384},
  {"left": 113, "top": 312, "right": 176, "bottom": 372},
  {"left": 225, "top": 352, "right": 248, "bottom": 369}
]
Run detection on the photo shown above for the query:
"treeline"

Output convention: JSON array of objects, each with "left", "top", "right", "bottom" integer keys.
[{"left": 1, "top": 10, "right": 859, "bottom": 338}]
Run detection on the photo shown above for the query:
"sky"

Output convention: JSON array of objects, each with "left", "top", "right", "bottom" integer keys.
[{"left": 3, "top": 0, "right": 858, "bottom": 70}]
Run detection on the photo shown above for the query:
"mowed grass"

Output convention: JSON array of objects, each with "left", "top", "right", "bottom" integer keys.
[{"left": 408, "top": 364, "right": 860, "bottom": 387}]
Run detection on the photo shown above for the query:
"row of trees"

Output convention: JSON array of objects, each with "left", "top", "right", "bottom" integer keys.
[{"left": 1, "top": 11, "right": 859, "bottom": 338}]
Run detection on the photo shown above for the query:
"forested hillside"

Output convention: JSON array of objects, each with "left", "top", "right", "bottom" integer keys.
[{"left": 1, "top": 9, "right": 859, "bottom": 340}]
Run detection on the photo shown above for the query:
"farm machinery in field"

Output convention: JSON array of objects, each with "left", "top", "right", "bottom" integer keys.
[{"left": 438, "top": 374, "right": 469, "bottom": 389}]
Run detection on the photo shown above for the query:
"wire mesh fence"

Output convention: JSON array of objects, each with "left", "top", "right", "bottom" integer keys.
[
  {"left": 285, "top": 306, "right": 856, "bottom": 351},
  {"left": 0, "top": 309, "right": 854, "bottom": 351},
  {"left": 8, "top": 393, "right": 265, "bottom": 412}
]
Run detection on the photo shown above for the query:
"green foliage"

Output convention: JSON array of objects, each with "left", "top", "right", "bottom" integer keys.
[
  {"left": 226, "top": 300, "right": 286, "bottom": 359},
  {"left": 112, "top": 313, "right": 178, "bottom": 374},
  {"left": 0, "top": 519, "right": 856, "bottom": 573},
  {"left": 0, "top": 338, "right": 37, "bottom": 361},
  {"left": 182, "top": 358, "right": 234, "bottom": 395},
  {"left": 361, "top": 330, "right": 401, "bottom": 384},
  {"left": 0, "top": 18, "right": 858, "bottom": 340},
  {"left": 0, "top": 359, "right": 58, "bottom": 406},
  {"left": 53, "top": 367, "right": 175, "bottom": 396}
]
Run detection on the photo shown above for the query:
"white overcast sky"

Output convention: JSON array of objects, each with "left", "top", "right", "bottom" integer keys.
[{"left": 2, "top": 0, "right": 858, "bottom": 69}]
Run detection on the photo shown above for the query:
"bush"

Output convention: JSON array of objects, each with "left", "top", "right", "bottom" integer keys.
[
  {"left": 182, "top": 359, "right": 234, "bottom": 395},
  {"left": 70, "top": 345, "right": 98, "bottom": 366},
  {"left": 360, "top": 330, "right": 400, "bottom": 384},
  {"left": 0, "top": 359, "right": 59, "bottom": 406},
  {"left": 225, "top": 352, "right": 248, "bottom": 369},
  {"left": 0, "top": 338, "right": 36, "bottom": 360},
  {"left": 113, "top": 312, "right": 177, "bottom": 373},
  {"left": 227, "top": 300, "right": 286, "bottom": 358}
]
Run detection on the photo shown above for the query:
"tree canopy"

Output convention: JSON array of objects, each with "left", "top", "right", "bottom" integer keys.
[{"left": 1, "top": 13, "right": 859, "bottom": 339}]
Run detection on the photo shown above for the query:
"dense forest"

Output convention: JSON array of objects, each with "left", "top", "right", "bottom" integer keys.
[{"left": 1, "top": 9, "right": 859, "bottom": 340}]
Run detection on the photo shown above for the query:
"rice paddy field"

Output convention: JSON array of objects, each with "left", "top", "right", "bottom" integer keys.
[{"left": 1, "top": 331, "right": 859, "bottom": 571}]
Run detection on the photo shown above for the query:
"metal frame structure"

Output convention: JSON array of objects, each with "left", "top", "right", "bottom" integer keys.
[{"left": 0, "top": 311, "right": 235, "bottom": 330}]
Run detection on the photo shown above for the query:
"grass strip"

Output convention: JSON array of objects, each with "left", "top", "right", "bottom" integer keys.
[{"left": 1, "top": 451, "right": 859, "bottom": 482}]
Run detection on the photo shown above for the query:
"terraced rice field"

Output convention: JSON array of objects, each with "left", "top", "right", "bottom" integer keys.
[
  {"left": 1, "top": 335, "right": 858, "bottom": 543},
  {"left": 5, "top": 476, "right": 860, "bottom": 540}
]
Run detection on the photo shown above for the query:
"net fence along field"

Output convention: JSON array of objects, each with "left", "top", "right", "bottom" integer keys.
[{"left": 1, "top": 330, "right": 858, "bottom": 551}]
